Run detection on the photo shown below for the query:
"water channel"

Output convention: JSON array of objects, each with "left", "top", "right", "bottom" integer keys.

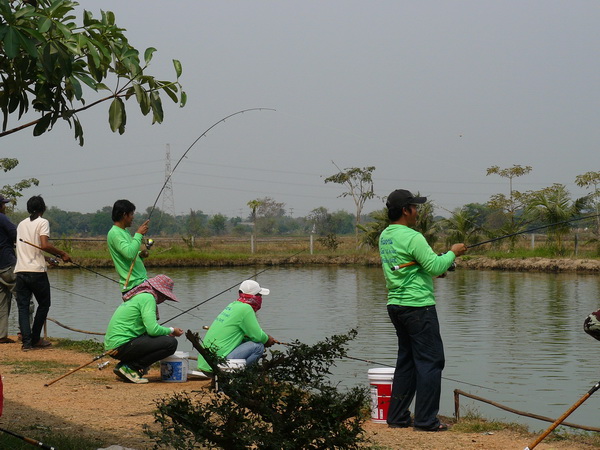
[{"left": 9, "top": 265, "right": 600, "bottom": 431}]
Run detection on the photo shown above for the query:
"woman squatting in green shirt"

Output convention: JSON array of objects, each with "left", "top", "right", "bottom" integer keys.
[{"left": 105, "top": 275, "right": 184, "bottom": 384}]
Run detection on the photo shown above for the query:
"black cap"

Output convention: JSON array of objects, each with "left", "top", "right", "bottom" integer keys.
[
  {"left": 0, "top": 195, "right": 10, "bottom": 204},
  {"left": 386, "top": 189, "right": 427, "bottom": 209}
]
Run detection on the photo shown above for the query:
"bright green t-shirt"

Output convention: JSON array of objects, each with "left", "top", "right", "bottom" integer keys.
[
  {"left": 104, "top": 292, "right": 172, "bottom": 350},
  {"left": 197, "top": 301, "right": 268, "bottom": 372},
  {"left": 107, "top": 224, "right": 147, "bottom": 291},
  {"left": 379, "top": 224, "right": 455, "bottom": 307}
]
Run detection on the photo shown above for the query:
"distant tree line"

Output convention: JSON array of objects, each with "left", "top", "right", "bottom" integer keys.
[{"left": 6, "top": 201, "right": 357, "bottom": 239}]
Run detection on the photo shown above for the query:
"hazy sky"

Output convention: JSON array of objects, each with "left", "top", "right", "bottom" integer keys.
[{"left": 3, "top": 1, "right": 599, "bottom": 219}]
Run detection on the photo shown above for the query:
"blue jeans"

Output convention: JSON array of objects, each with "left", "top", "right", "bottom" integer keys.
[
  {"left": 16, "top": 272, "right": 51, "bottom": 347},
  {"left": 387, "top": 304, "right": 445, "bottom": 429},
  {"left": 226, "top": 341, "right": 264, "bottom": 366}
]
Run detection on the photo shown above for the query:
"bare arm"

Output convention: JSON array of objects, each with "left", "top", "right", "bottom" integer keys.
[{"left": 39, "top": 235, "right": 71, "bottom": 262}]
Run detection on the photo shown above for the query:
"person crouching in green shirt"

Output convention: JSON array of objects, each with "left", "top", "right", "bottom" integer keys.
[
  {"left": 105, "top": 275, "right": 184, "bottom": 384},
  {"left": 197, "top": 280, "right": 276, "bottom": 375}
]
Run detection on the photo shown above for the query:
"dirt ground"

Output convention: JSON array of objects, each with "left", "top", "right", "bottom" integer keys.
[{"left": 1, "top": 339, "right": 596, "bottom": 450}]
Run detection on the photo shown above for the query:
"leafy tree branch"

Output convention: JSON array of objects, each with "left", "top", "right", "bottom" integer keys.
[{"left": 0, "top": 0, "right": 186, "bottom": 145}]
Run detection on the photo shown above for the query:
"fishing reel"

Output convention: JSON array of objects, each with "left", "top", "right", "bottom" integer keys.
[
  {"left": 47, "top": 256, "right": 61, "bottom": 266},
  {"left": 145, "top": 238, "right": 154, "bottom": 250},
  {"left": 97, "top": 360, "right": 111, "bottom": 370},
  {"left": 438, "top": 253, "right": 456, "bottom": 272}
]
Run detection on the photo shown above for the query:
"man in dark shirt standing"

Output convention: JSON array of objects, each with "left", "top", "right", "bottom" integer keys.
[{"left": 0, "top": 195, "right": 17, "bottom": 343}]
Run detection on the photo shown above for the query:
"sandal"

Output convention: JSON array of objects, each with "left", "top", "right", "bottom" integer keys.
[{"left": 414, "top": 422, "right": 449, "bottom": 432}]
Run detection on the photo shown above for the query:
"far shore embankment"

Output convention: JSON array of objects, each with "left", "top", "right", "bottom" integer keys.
[{"left": 73, "top": 255, "right": 600, "bottom": 273}]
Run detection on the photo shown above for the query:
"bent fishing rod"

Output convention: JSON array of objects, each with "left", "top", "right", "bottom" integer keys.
[
  {"left": 392, "top": 213, "right": 600, "bottom": 271},
  {"left": 160, "top": 249, "right": 305, "bottom": 326},
  {"left": 123, "top": 107, "right": 276, "bottom": 288},
  {"left": 147, "top": 107, "right": 275, "bottom": 221}
]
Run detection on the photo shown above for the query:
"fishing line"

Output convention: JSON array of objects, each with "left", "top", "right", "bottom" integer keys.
[
  {"left": 19, "top": 239, "right": 119, "bottom": 284},
  {"left": 49, "top": 285, "right": 201, "bottom": 320},
  {"left": 160, "top": 249, "right": 305, "bottom": 326},
  {"left": 341, "top": 355, "right": 497, "bottom": 392},
  {"left": 392, "top": 213, "right": 600, "bottom": 271},
  {"left": 123, "top": 107, "right": 275, "bottom": 288},
  {"left": 20, "top": 241, "right": 204, "bottom": 319},
  {"left": 146, "top": 107, "right": 276, "bottom": 221},
  {"left": 466, "top": 213, "right": 600, "bottom": 249},
  {"left": 51, "top": 285, "right": 105, "bottom": 303},
  {"left": 275, "top": 340, "right": 496, "bottom": 392}
]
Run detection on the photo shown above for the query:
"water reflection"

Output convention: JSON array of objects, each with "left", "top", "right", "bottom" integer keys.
[{"left": 10, "top": 266, "right": 600, "bottom": 429}]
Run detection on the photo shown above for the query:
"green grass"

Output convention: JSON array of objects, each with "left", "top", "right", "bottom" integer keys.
[
  {"left": 454, "top": 410, "right": 600, "bottom": 448},
  {"left": 53, "top": 337, "right": 104, "bottom": 354},
  {"left": 542, "top": 426, "right": 600, "bottom": 446},
  {"left": 3, "top": 359, "right": 69, "bottom": 374},
  {"left": 453, "top": 411, "right": 528, "bottom": 434}
]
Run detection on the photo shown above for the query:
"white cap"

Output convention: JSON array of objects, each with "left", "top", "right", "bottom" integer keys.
[{"left": 239, "top": 280, "right": 270, "bottom": 296}]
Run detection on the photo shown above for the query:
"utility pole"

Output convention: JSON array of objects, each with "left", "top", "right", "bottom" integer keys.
[{"left": 162, "top": 144, "right": 175, "bottom": 217}]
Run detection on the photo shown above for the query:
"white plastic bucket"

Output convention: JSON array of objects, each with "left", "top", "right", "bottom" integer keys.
[
  {"left": 160, "top": 351, "right": 189, "bottom": 382},
  {"left": 214, "top": 359, "right": 247, "bottom": 392},
  {"left": 368, "top": 367, "right": 395, "bottom": 423},
  {"left": 218, "top": 358, "right": 246, "bottom": 372}
]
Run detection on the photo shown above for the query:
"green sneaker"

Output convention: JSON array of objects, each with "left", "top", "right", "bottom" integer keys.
[{"left": 113, "top": 364, "right": 149, "bottom": 384}]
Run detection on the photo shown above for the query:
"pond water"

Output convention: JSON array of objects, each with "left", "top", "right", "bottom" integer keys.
[{"left": 10, "top": 265, "right": 600, "bottom": 430}]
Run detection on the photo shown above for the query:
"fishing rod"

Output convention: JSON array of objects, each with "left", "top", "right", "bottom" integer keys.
[
  {"left": 19, "top": 239, "right": 119, "bottom": 284},
  {"left": 160, "top": 249, "right": 305, "bottom": 326},
  {"left": 0, "top": 426, "right": 55, "bottom": 449},
  {"left": 525, "top": 379, "right": 600, "bottom": 450},
  {"left": 123, "top": 107, "right": 276, "bottom": 288},
  {"left": 45, "top": 349, "right": 117, "bottom": 387},
  {"left": 467, "top": 213, "right": 600, "bottom": 249},
  {"left": 275, "top": 340, "right": 497, "bottom": 392},
  {"left": 392, "top": 213, "right": 600, "bottom": 271},
  {"left": 147, "top": 107, "right": 275, "bottom": 221}
]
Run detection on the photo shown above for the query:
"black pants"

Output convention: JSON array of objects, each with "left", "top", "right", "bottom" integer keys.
[
  {"left": 16, "top": 272, "right": 50, "bottom": 347},
  {"left": 113, "top": 334, "right": 178, "bottom": 371},
  {"left": 387, "top": 304, "right": 445, "bottom": 429}
]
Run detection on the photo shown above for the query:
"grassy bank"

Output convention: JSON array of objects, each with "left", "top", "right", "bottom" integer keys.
[{"left": 50, "top": 235, "right": 600, "bottom": 272}]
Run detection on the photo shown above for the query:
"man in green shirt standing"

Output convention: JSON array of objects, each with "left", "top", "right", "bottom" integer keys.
[
  {"left": 379, "top": 189, "right": 467, "bottom": 432},
  {"left": 107, "top": 199, "right": 150, "bottom": 293},
  {"left": 197, "top": 280, "right": 276, "bottom": 374}
]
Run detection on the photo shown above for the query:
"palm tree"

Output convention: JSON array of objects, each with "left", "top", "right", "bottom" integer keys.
[
  {"left": 358, "top": 200, "right": 439, "bottom": 249},
  {"left": 526, "top": 184, "right": 586, "bottom": 254},
  {"left": 442, "top": 207, "right": 482, "bottom": 247},
  {"left": 358, "top": 208, "right": 389, "bottom": 249}
]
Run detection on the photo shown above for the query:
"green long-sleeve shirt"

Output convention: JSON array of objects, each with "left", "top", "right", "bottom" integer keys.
[
  {"left": 104, "top": 293, "right": 172, "bottom": 350},
  {"left": 197, "top": 301, "right": 268, "bottom": 372},
  {"left": 379, "top": 224, "right": 455, "bottom": 307},
  {"left": 107, "top": 225, "right": 147, "bottom": 291}
]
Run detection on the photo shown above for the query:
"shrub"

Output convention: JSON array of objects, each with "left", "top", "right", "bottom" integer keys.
[{"left": 145, "top": 330, "right": 371, "bottom": 449}]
